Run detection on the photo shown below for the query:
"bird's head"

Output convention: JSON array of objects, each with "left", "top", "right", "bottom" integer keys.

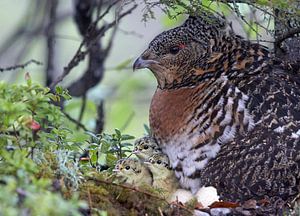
[
  {"left": 133, "top": 12, "right": 227, "bottom": 89},
  {"left": 113, "top": 158, "right": 142, "bottom": 178},
  {"left": 144, "top": 153, "right": 171, "bottom": 176},
  {"left": 133, "top": 136, "right": 161, "bottom": 161}
]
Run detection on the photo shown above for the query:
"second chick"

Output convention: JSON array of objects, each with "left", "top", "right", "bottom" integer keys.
[{"left": 113, "top": 158, "right": 152, "bottom": 187}]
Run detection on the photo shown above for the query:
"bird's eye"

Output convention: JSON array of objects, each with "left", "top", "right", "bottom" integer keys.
[
  {"left": 144, "top": 145, "right": 149, "bottom": 150},
  {"left": 157, "top": 160, "right": 162, "bottom": 164},
  {"left": 125, "top": 166, "right": 130, "bottom": 170},
  {"left": 169, "top": 46, "right": 180, "bottom": 55}
]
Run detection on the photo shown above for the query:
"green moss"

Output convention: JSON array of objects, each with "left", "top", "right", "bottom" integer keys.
[{"left": 77, "top": 173, "right": 179, "bottom": 216}]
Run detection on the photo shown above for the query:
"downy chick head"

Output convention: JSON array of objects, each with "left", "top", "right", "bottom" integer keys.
[
  {"left": 144, "top": 153, "right": 172, "bottom": 177},
  {"left": 113, "top": 158, "right": 152, "bottom": 186},
  {"left": 133, "top": 136, "right": 161, "bottom": 161}
]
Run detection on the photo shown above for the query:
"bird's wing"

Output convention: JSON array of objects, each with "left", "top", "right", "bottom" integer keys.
[{"left": 201, "top": 67, "right": 300, "bottom": 202}]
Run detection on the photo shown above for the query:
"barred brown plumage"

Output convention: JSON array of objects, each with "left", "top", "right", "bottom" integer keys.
[{"left": 133, "top": 11, "right": 300, "bottom": 204}]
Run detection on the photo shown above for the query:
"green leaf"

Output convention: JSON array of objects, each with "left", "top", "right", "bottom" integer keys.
[
  {"left": 143, "top": 124, "right": 151, "bottom": 135},
  {"left": 114, "top": 128, "right": 121, "bottom": 138},
  {"left": 121, "top": 134, "right": 135, "bottom": 141},
  {"left": 55, "top": 86, "right": 63, "bottom": 94}
]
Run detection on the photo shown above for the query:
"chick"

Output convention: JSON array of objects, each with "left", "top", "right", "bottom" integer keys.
[
  {"left": 144, "top": 153, "right": 180, "bottom": 201},
  {"left": 113, "top": 158, "right": 152, "bottom": 187},
  {"left": 133, "top": 136, "right": 161, "bottom": 161}
]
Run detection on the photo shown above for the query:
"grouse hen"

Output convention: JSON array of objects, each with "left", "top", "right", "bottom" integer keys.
[{"left": 133, "top": 12, "right": 300, "bottom": 203}]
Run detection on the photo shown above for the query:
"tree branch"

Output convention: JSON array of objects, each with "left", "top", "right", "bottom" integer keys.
[
  {"left": 77, "top": 94, "right": 87, "bottom": 130},
  {"left": 49, "top": 3, "right": 138, "bottom": 89},
  {"left": 0, "top": 59, "right": 43, "bottom": 72},
  {"left": 95, "top": 100, "right": 105, "bottom": 134},
  {"left": 62, "top": 110, "right": 89, "bottom": 131},
  {"left": 45, "top": 0, "right": 58, "bottom": 86},
  {"left": 275, "top": 27, "right": 300, "bottom": 47}
]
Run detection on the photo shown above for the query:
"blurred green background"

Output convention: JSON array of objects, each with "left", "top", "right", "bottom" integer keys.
[
  {"left": 0, "top": 1, "right": 174, "bottom": 138},
  {"left": 0, "top": 0, "right": 273, "bottom": 138}
]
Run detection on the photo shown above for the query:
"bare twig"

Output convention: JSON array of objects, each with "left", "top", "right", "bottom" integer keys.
[
  {"left": 0, "top": 59, "right": 43, "bottom": 72},
  {"left": 61, "top": 110, "right": 89, "bottom": 131},
  {"left": 88, "top": 177, "right": 166, "bottom": 200},
  {"left": 95, "top": 100, "right": 105, "bottom": 134},
  {"left": 226, "top": 2, "right": 262, "bottom": 37},
  {"left": 87, "top": 188, "right": 93, "bottom": 212},
  {"left": 68, "top": 0, "right": 103, "bottom": 97},
  {"left": 275, "top": 27, "right": 300, "bottom": 47},
  {"left": 77, "top": 95, "right": 87, "bottom": 130},
  {"left": 49, "top": 4, "right": 138, "bottom": 89},
  {"left": 118, "top": 28, "right": 143, "bottom": 38},
  {"left": 45, "top": 0, "right": 58, "bottom": 86},
  {"left": 158, "top": 207, "right": 164, "bottom": 216},
  {"left": 120, "top": 111, "right": 135, "bottom": 132}
]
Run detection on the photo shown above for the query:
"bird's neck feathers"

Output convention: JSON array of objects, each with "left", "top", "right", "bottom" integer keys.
[
  {"left": 158, "top": 37, "right": 272, "bottom": 90},
  {"left": 170, "top": 14, "right": 273, "bottom": 89},
  {"left": 188, "top": 37, "right": 272, "bottom": 87},
  {"left": 209, "top": 36, "right": 272, "bottom": 77}
]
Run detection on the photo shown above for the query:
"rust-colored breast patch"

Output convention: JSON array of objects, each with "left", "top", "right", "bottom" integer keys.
[{"left": 149, "top": 85, "right": 204, "bottom": 141}]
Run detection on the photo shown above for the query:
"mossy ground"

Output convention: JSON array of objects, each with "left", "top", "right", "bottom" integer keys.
[{"left": 77, "top": 172, "right": 194, "bottom": 216}]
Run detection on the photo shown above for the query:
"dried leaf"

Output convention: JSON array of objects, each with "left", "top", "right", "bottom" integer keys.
[
  {"left": 209, "top": 201, "right": 240, "bottom": 208},
  {"left": 195, "top": 201, "right": 205, "bottom": 209}
]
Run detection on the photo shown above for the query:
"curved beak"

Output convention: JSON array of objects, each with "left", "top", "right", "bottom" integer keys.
[{"left": 133, "top": 57, "right": 159, "bottom": 71}]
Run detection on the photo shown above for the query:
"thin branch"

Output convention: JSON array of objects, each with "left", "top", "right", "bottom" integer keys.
[
  {"left": 62, "top": 110, "right": 89, "bottom": 131},
  {"left": 67, "top": 0, "right": 119, "bottom": 97},
  {"left": 118, "top": 27, "right": 143, "bottom": 38},
  {"left": 88, "top": 177, "right": 166, "bottom": 200},
  {"left": 87, "top": 189, "right": 93, "bottom": 212},
  {"left": 46, "top": 0, "right": 58, "bottom": 86},
  {"left": 0, "top": 59, "right": 43, "bottom": 72},
  {"left": 93, "top": 0, "right": 119, "bottom": 27},
  {"left": 275, "top": 27, "right": 300, "bottom": 47},
  {"left": 120, "top": 111, "right": 135, "bottom": 132},
  {"left": 226, "top": 3, "right": 262, "bottom": 37},
  {"left": 77, "top": 95, "right": 87, "bottom": 130},
  {"left": 95, "top": 100, "right": 105, "bottom": 134},
  {"left": 49, "top": 4, "right": 138, "bottom": 89}
]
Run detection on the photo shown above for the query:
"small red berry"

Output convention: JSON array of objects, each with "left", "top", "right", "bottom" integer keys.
[{"left": 30, "top": 120, "right": 41, "bottom": 131}]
